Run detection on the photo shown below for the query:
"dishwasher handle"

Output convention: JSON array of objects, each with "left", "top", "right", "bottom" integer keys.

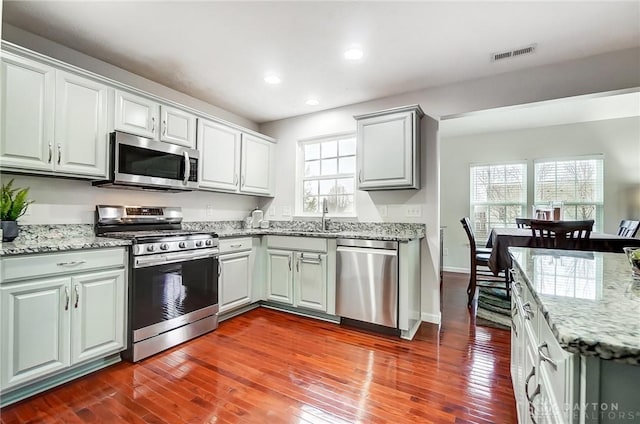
[
  {"left": 337, "top": 239, "right": 398, "bottom": 250},
  {"left": 336, "top": 245, "right": 398, "bottom": 256}
]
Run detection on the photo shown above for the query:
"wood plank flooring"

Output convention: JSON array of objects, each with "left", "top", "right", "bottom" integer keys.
[{"left": 1, "top": 272, "right": 516, "bottom": 423}]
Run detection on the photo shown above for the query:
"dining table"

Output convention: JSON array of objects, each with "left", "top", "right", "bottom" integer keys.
[{"left": 485, "top": 227, "right": 640, "bottom": 275}]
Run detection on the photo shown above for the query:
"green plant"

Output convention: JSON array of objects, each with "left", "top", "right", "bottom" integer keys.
[{"left": 1, "top": 179, "right": 33, "bottom": 221}]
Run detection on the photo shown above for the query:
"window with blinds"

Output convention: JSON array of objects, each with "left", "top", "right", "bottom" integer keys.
[
  {"left": 297, "top": 134, "right": 357, "bottom": 216},
  {"left": 534, "top": 156, "right": 604, "bottom": 230},
  {"left": 470, "top": 162, "right": 527, "bottom": 242}
]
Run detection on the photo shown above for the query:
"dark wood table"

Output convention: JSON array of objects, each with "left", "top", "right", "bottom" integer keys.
[{"left": 485, "top": 228, "right": 640, "bottom": 274}]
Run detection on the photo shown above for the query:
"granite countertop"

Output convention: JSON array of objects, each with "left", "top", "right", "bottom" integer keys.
[
  {"left": 0, "top": 222, "right": 425, "bottom": 256},
  {"left": 510, "top": 247, "right": 640, "bottom": 365}
]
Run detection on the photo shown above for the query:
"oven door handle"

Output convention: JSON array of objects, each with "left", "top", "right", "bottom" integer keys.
[{"left": 134, "top": 249, "right": 218, "bottom": 268}]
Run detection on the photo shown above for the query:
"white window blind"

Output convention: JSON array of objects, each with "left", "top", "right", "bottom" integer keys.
[
  {"left": 470, "top": 162, "right": 527, "bottom": 242},
  {"left": 297, "top": 134, "right": 356, "bottom": 216},
  {"left": 534, "top": 156, "right": 604, "bottom": 230}
]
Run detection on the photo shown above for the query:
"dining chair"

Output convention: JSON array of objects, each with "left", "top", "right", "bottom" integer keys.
[
  {"left": 617, "top": 220, "right": 640, "bottom": 238},
  {"left": 515, "top": 218, "right": 531, "bottom": 228},
  {"left": 460, "top": 217, "right": 510, "bottom": 307},
  {"left": 530, "top": 219, "right": 594, "bottom": 248}
]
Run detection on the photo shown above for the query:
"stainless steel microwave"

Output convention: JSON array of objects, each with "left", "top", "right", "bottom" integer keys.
[{"left": 93, "top": 131, "right": 199, "bottom": 191}]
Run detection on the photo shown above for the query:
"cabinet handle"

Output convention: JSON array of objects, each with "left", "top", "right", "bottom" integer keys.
[
  {"left": 358, "top": 170, "right": 362, "bottom": 183},
  {"left": 296, "top": 257, "right": 300, "bottom": 272},
  {"left": 241, "top": 175, "right": 245, "bottom": 187},
  {"left": 288, "top": 255, "right": 292, "bottom": 271},
  {"left": 522, "top": 302, "right": 534, "bottom": 320},
  {"left": 218, "top": 262, "right": 222, "bottom": 278},
  {"left": 48, "top": 142, "right": 53, "bottom": 163},
  {"left": 74, "top": 284, "right": 79, "bottom": 309},
  {"left": 230, "top": 244, "right": 242, "bottom": 248},
  {"left": 162, "top": 120, "right": 167, "bottom": 136},
  {"left": 56, "top": 261, "right": 86, "bottom": 267},
  {"left": 538, "top": 342, "right": 558, "bottom": 370},
  {"left": 511, "top": 304, "right": 519, "bottom": 318},
  {"left": 234, "top": 174, "right": 238, "bottom": 186},
  {"left": 151, "top": 117, "right": 155, "bottom": 133},
  {"left": 511, "top": 320, "right": 518, "bottom": 337},
  {"left": 57, "top": 144, "right": 62, "bottom": 165},
  {"left": 64, "top": 286, "right": 70, "bottom": 311},
  {"left": 524, "top": 366, "right": 536, "bottom": 402}
]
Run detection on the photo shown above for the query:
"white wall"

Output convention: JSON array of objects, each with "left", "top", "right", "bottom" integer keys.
[
  {"left": 259, "top": 47, "right": 640, "bottom": 323},
  {"left": 441, "top": 117, "right": 640, "bottom": 271}
]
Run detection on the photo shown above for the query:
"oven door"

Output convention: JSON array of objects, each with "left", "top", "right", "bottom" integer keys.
[
  {"left": 113, "top": 131, "right": 199, "bottom": 190},
  {"left": 130, "top": 254, "right": 218, "bottom": 343}
]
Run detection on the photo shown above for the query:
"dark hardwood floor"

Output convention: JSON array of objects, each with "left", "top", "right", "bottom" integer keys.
[{"left": 1, "top": 272, "right": 516, "bottom": 423}]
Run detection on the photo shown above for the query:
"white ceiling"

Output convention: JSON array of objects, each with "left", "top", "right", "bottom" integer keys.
[
  {"left": 440, "top": 90, "right": 640, "bottom": 138},
  {"left": 2, "top": 1, "right": 640, "bottom": 124}
]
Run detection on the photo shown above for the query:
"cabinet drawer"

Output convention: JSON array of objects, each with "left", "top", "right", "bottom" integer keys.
[
  {"left": 219, "top": 237, "right": 253, "bottom": 253},
  {"left": 1, "top": 248, "right": 126, "bottom": 283},
  {"left": 266, "top": 236, "right": 327, "bottom": 253}
]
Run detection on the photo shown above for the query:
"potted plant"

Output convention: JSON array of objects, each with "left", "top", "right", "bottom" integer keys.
[{"left": 1, "top": 179, "right": 33, "bottom": 242}]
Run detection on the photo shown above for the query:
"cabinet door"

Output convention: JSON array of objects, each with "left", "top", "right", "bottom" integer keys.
[
  {"left": 198, "top": 119, "right": 241, "bottom": 192},
  {"left": 357, "top": 110, "right": 415, "bottom": 189},
  {"left": 241, "top": 134, "right": 274, "bottom": 196},
  {"left": 114, "top": 90, "right": 159, "bottom": 139},
  {"left": 70, "top": 269, "right": 125, "bottom": 364},
  {"left": 55, "top": 71, "right": 109, "bottom": 178},
  {"left": 219, "top": 251, "right": 252, "bottom": 313},
  {"left": 160, "top": 105, "right": 196, "bottom": 148},
  {"left": 294, "top": 252, "right": 327, "bottom": 312},
  {"left": 266, "top": 250, "right": 293, "bottom": 304},
  {"left": 0, "top": 53, "right": 55, "bottom": 172},
  {"left": 0, "top": 277, "right": 70, "bottom": 390}
]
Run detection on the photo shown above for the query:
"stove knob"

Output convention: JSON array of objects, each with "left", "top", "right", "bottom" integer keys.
[
  {"left": 205, "top": 239, "right": 213, "bottom": 246},
  {"left": 178, "top": 241, "right": 186, "bottom": 249},
  {"left": 160, "top": 243, "right": 169, "bottom": 251},
  {"left": 195, "top": 240, "right": 203, "bottom": 247},
  {"left": 146, "top": 245, "right": 155, "bottom": 252}
]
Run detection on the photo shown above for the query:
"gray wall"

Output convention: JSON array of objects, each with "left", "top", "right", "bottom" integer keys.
[{"left": 441, "top": 117, "right": 640, "bottom": 271}]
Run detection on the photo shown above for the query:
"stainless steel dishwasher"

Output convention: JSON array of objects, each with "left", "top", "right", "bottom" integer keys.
[{"left": 336, "top": 239, "right": 399, "bottom": 328}]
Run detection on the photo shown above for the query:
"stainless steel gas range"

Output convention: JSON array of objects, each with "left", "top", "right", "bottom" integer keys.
[{"left": 95, "top": 205, "right": 219, "bottom": 362}]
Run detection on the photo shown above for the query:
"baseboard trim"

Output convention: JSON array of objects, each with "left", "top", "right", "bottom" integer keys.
[
  {"left": 421, "top": 311, "right": 442, "bottom": 325},
  {"left": 443, "top": 266, "right": 469, "bottom": 274}
]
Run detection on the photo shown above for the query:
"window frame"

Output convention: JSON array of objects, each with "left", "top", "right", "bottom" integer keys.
[
  {"left": 533, "top": 155, "right": 604, "bottom": 231},
  {"left": 469, "top": 161, "right": 528, "bottom": 243},
  {"left": 295, "top": 132, "right": 357, "bottom": 218}
]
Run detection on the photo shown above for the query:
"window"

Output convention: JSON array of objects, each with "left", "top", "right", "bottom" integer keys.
[
  {"left": 534, "top": 156, "right": 603, "bottom": 230},
  {"left": 297, "top": 134, "right": 356, "bottom": 216},
  {"left": 470, "top": 162, "right": 527, "bottom": 242}
]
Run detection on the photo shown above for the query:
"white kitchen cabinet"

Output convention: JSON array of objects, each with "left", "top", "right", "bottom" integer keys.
[
  {"left": 0, "top": 52, "right": 55, "bottom": 172},
  {"left": 355, "top": 104, "right": 423, "bottom": 190},
  {"left": 0, "top": 248, "right": 126, "bottom": 397},
  {"left": 241, "top": 133, "right": 274, "bottom": 196},
  {"left": 198, "top": 119, "right": 242, "bottom": 192},
  {"left": 266, "top": 250, "right": 294, "bottom": 304},
  {"left": 294, "top": 252, "right": 327, "bottom": 312},
  {"left": 114, "top": 89, "right": 159, "bottom": 139},
  {"left": 197, "top": 118, "right": 275, "bottom": 196},
  {"left": 55, "top": 70, "right": 109, "bottom": 178},
  {"left": 218, "top": 238, "right": 254, "bottom": 314},
  {"left": 160, "top": 104, "right": 196, "bottom": 148}
]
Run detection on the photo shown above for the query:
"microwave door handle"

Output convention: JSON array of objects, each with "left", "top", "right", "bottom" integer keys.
[{"left": 183, "top": 151, "right": 190, "bottom": 185}]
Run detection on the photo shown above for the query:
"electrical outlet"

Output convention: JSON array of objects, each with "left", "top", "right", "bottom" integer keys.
[
  {"left": 205, "top": 205, "right": 215, "bottom": 218},
  {"left": 282, "top": 205, "right": 291, "bottom": 217},
  {"left": 377, "top": 205, "right": 388, "bottom": 217},
  {"left": 405, "top": 205, "right": 422, "bottom": 217},
  {"left": 443, "top": 248, "right": 449, "bottom": 256}
]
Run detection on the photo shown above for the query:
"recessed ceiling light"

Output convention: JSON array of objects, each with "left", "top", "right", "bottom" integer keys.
[
  {"left": 264, "top": 74, "right": 281, "bottom": 84},
  {"left": 305, "top": 98, "right": 319, "bottom": 106},
  {"left": 344, "top": 46, "right": 363, "bottom": 61}
]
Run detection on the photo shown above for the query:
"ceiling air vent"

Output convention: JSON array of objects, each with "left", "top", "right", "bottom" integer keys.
[{"left": 491, "top": 44, "right": 537, "bottom": 62}]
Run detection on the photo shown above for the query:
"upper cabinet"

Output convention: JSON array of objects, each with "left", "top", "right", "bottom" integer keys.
[
  {"left": 1, "top": 52, "right": 109, "bottom": 179},
  {"left": 114, "top": 91, "right": 196, "bottom": 149},
  {"left": 354, "top": 104, "right": 424, "bottom": 190},
  {"left": 198, "top": 118, "right": 275, "bottom": 197}
]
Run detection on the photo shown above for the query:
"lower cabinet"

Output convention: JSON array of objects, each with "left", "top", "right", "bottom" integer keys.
[
  {"left": 0, "top": 248, "right": 126, "bottom": 398},
  {"left": 265, "top": 236, "right": 330, "bottom": 313},
  {"left": 218, "top": 237, "right": 254, "bottom": 314}
]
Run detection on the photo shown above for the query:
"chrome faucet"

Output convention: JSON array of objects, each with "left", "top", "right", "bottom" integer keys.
[{"left": 321, "top": 198, "right": 331, "bottom": 231}]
